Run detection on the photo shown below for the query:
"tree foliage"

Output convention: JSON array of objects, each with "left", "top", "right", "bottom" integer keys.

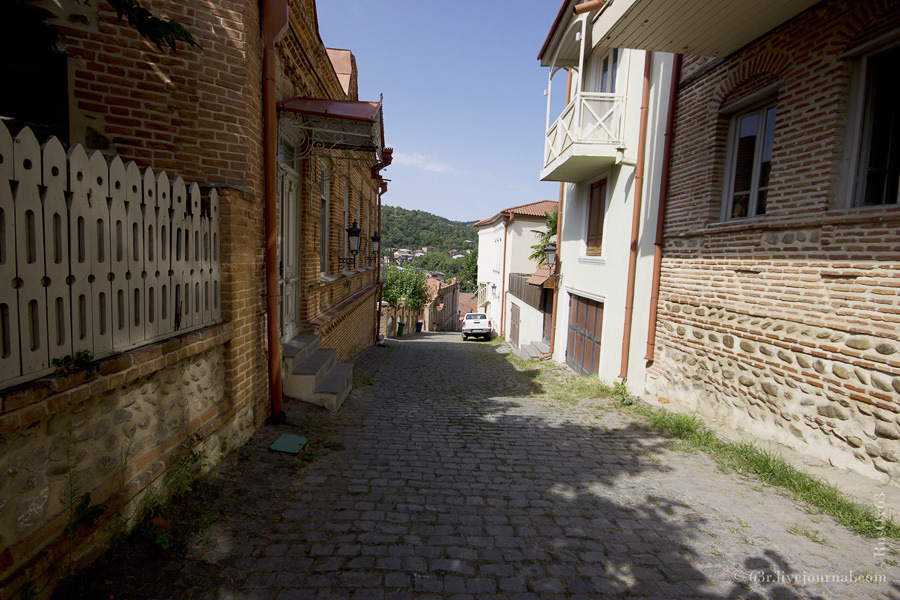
[
  {"left": 458, "top": 247, "right": 478, "bottom": 293},
  {"left": 382, "top": 265, "right": 432, "bottom": 311},
  {"left": 107, "top": 0, "right": 199, "bottom": 51},
  {"left": 381, "top": 205, "right": 477, "bottom": 253},
  {"left": 529, "top": 211, "right": 558, "bottom": 266}
]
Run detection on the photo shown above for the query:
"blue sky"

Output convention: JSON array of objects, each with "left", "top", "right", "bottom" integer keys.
[{"left": 316, "top": 1, "right": 563, "bottom": 223}]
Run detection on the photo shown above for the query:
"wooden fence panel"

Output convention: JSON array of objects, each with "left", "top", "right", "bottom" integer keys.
[
  {"left": 42, "top": 137, "right": 72, "bottom": 364},
  {"left": 0, "top": 124, "right": 222, "bottom": 388},
  {"left": 0, "top": 124, "right": 20, "bottom": 380}
]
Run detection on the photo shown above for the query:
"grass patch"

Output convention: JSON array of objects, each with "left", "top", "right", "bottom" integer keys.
[
  {"left": 624, "top": 402, "right": 900, "bottom": 540},
  {"left": 788, "top": 523, "right": 828, "bottom": 545}
]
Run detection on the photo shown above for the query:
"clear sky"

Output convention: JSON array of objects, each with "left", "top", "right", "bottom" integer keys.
[{"left": 315, "top": 1, "right": 564, "bottom": 223}]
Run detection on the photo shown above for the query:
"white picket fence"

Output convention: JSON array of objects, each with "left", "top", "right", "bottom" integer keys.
[{"left": 0, "top": 123, "right": 221, "bottom": 388}]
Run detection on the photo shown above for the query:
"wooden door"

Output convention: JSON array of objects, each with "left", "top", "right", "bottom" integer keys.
[
  {"left": 277, "top": 160, "right": 300, "bottom": 341},
  {"left": 566, "top": 295, "right": 603, "bottom": 376}
]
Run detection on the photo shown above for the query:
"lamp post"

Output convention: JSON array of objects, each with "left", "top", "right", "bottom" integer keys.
[
  {"left": 371, "top": 233, "right": 381, "bottom": 266},
  {"left": 544, "top": 243, "right": 557, "bottom": 271}
]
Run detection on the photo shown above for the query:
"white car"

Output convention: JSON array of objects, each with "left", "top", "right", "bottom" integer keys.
[{"left": 462, "top": 313, "right": 492, "bottom": 340}]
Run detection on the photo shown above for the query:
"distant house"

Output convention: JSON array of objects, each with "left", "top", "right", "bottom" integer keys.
[
  {"left": 458, "top": 292, "right": 479, "bottom": 318},
  {"left": 474, "top": 200, "right": 558, "bottom": 346},
  {"left": 424, "top": 277, "right": 460, "bottom": 332}
]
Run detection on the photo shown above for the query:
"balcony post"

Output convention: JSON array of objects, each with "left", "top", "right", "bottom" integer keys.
[{"left": 574, "top": 16, "right": 587, "bottom": 135}]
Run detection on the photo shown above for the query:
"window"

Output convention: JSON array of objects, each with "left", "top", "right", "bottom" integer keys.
[
  {"left": 342, "top": 179, "right": 349, "bottom": 259},
  {"left": 586, "top": 179, "right": 607, "bottom": 256},
  {"left": 849, "top": 45, "right": 900, "bottom": 207},
  {"left": 589, "top": 48, "right": 619, "bottom": 94},
  {"left": 319, "top": 160, "right": 330, "bottom": 274},
  {"left": 722, "top": 101, "right": 776, "bottom": 220}
]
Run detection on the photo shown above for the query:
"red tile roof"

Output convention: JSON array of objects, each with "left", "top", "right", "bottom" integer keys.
[{"left": 473, "top": 200, "right": 558, "bottom": 228}]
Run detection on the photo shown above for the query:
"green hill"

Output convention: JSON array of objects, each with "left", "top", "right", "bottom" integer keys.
[{"left": 381, "top": 205, "right": 477, "bottom": 252}]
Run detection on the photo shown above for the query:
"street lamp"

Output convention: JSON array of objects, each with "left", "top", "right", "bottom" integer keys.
[
  {"left": 371, "top": 233, "right": 381, "bottom": 254},
  {"left": 340, "top": 221, "right": 362, "bottom": 269},
  {"left": 544, "top": 242, "right": 557, "bottom": 268}
]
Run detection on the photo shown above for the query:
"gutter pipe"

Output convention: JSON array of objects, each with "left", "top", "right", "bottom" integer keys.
[
  {"left": 619, "top": 50, "right": 652, "bottom": 381},
  {"left": 375, "top": 185, "right": 384, "bottom": 344},
  {"left": 645, "top": 53, "right": 683, "bottom": 361},
  {"left": 262, "top": 0, "right": 289, "bottom": 421},
  {"left": 574, "top": 0, "right": 605, "bottom": 15}
]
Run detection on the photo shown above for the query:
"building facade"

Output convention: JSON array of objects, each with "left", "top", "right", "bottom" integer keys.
[
  {"left": 538, "top": 1, "right": 673, "bottom": 389},
  {"left": 474, "top": 200, "right": 557, "bottom": 345},
  {"left": 588, "top": 0, "right": 900, "bottom": 482},
  {"left": 0, "top": 1, "right": 388, "bottom": 596}
]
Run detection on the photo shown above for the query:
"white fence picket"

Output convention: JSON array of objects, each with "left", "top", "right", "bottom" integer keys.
[
  {"left": 14, "top": 128, "right": 48, "bottom": 376},
  {"left": 0, "top": 123, "right": 221, "bottom": 388},
  {"left": 188, "top": 183, "right": 202, "bottom": 330},
  {"left": 0, "top": 124, "right": 21, "bottom": 380},
  {"left": 156, "top": 171, "right": 173, "bottom": 336},
  {"left": 142, "top": 167, "right": 159, "bottom": 341},
  {"left": 42, "top": 137, "right": 72, "bottom": 364},
  {"left": 125, "top": 161, "right": 145, "bottom": 346},
  {"left": 171, "top": 177, "right": 188, "bottom": 330},
  {"left": 88, "top": 151, "right": 113, "bottom": 356},
  {"left": 108, "top": 157, "right": 130, "bottom": 349},
  {"left": 209, "top": 189, "right": 221, "bottom": 322},
  {"left": 68, "top": 144, "right": 94, "bottom": 354}
]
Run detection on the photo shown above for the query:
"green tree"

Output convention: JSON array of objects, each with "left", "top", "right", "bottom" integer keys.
[
  {"left": 458, "top": 248, "right": 478, "bottom": 293},
  {"left": 382, "top": 265, "right": 432, "bottom": 311},
  {"left": 529, "top": 211, "right": 558, "bottom": 266}
]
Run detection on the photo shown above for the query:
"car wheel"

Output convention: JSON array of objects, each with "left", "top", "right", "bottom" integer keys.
[{"left": 462, "top": 334, "right": 468, "bottom": 341}]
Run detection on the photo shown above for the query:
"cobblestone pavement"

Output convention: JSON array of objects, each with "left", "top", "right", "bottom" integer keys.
[{"left": 120, "top": 334, "right": 900, "bottom": 599}]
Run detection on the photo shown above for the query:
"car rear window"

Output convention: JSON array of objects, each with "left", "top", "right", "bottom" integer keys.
[{"left": 466, "top": 314, "right": 486, "bottom": 320}]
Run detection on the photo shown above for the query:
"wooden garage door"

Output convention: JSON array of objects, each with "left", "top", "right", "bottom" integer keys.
[{"left": 566, "top": 295, "right": 603, "bottom": 376}]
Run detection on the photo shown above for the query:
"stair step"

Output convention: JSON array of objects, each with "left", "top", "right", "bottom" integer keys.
[
  {"left": 283, "top": 334, "right": 318, "bottom": 361},
  {"left": 524, "top": 343, "right": 543, "bottom": 359},
  {"left": 533, "top": 340, "right": 550, "bottom": 355},
  {"left": 293, "top": 348, "right": 337, "bottom": 377}
]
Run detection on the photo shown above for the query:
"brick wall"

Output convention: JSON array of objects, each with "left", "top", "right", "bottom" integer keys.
[{"left": 648, "top": 0, "right": 900, "bottom": 481}]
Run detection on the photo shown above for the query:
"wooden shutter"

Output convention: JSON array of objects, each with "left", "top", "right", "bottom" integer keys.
[{"left": 586, "top": 180, "right": 606, "bottom": 256}]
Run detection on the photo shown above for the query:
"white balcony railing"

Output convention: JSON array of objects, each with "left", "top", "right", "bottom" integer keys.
[{"left": 543, "top": 92, "right": 626, "bottom": 169}]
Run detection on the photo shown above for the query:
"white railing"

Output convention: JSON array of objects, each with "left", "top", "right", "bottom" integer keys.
[
  {"left": 0, "top": 123, "right": 221, "bottom": 388},
  {"left": 544, "top": 92, "right": 625, "bottom": 168}
]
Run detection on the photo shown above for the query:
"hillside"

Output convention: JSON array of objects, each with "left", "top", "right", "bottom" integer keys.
[{"left": 381, "top": 205, "right": 477, "bottom": 252}]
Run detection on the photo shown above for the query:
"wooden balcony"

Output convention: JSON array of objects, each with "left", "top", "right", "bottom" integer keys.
[{"left": 540, "top": 92, "right": 625, "bottom": 183}]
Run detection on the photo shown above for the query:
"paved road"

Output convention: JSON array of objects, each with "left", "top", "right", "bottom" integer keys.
[{"left": 111, "top": 333, "right": 899, "bottom": 599}]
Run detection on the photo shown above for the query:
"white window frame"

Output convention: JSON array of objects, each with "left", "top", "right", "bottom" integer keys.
[
  {"left": 319, "top": 159, "right": 330, "bottom": 277},
  {"left": 840, "top": 37, "right": 900, "bottom": 209},
  {"left": 720, "top": 98, "right": 777, "bottom": 222}
]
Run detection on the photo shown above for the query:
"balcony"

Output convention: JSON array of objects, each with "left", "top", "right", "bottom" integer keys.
[{"left": 541, "top": 91, "right": 625, "bottom": 183}]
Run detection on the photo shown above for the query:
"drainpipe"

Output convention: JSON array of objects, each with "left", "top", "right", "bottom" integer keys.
[
  {"left": 262, "top": 0, "right": 289, "bottom": 421},
  {"left": 646, "top": 53, "right": 682, "bottom": 361},
  {"left": 375, "top": 185, "right": 384, "bottom": 344},
  {"left": 499, "top": 213, "right": 512, "bottom": 337},
  {"left": 574, "top": 0, "right": 606, "bottom": 15},
  {"left": 619, "top": 50, "right": 652, "bottom": 381}
]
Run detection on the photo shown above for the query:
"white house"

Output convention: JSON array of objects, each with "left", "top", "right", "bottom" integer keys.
[
  {"left": 538, "top": 0, "right": 674, "bottom": 393},
  {"left": 474, "top": 200, "right": 557, "bottom": 348}
]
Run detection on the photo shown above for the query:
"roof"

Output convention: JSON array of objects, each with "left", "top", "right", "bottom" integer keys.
[
  {"left": 458, "top": 293, "right": 478, "bottom": 315},
  {"left": 277, "top": 95, "right": 386, "bottom": 162},
  {"left": 526, "top": 264, "right": 554, "bottom": 287},
  {"left": 538, "top": 0, "right": 575, "bottom": 61},
  {"left": 473, "top": 200, "right": 559, "bottom": 228},
  {"left": 278, "top": 97, "right": 380, "bottom": 122}
]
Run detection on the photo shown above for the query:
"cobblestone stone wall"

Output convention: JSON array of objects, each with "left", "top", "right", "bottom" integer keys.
[{"left": 0, "top": 326, "right": 259, "bottom": 600}]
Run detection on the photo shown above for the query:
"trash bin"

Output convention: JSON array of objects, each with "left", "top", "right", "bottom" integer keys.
[
  {"left": 416, "top": 322, "right": 424, "bottom": 333},
  {"left": 397, "top": 322, "right": 406, "bottom": 337}
]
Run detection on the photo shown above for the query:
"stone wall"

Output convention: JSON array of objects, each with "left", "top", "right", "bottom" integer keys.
[
  {"left": 647, "top": 0, "right": 900, "bottom": 481},
  {"left": 380, "top": 303, "right": 422, "bottom": 339},
  {"left": 0, "top": 325, "right": 250, "bottom": 600}
]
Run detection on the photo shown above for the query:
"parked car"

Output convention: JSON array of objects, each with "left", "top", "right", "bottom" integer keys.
[{"left": 462, "top": 313, "right": 491, "bottom": 340}]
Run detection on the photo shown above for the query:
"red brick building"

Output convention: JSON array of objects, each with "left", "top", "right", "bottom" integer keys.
[
  {"left": 591, "top": 0, "right": 900, "bottom": 481},
  {"left": 0, "top": 1, "right": 388, "bottom": 596}
]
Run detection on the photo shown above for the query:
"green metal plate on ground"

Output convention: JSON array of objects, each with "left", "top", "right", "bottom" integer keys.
[{"left": 269, "top": 434, "right": 308, "bottom": 454}]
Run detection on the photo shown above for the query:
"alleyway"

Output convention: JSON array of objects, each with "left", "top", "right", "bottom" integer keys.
[{"left": 83, "top": 334, "right": 897, "bottom": 599}]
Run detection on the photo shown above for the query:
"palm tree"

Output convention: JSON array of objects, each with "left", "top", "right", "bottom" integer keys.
[{"left": 529, "top": 211, "right": 558, "bottom": 265}]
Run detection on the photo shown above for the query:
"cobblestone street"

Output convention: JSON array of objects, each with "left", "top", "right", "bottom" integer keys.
[{"left": 107, "top": 333, "right": 898, "bottom": 599}]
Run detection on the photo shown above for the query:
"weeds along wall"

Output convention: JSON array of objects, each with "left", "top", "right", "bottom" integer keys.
[{"left": 647, "top": 0, "right": 900, "bottom": 483}]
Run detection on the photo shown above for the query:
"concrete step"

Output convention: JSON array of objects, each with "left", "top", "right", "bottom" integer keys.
[
  {"left": 311, "top": 363, "right": 353, "bottom": 412},
  {"left": 283, "top": 334, "right": 319, "bottom": 363},
  {"left": 523, "top": 343, "right": 543, "bottom": 359},
  {"left": 284, "top": 348, "right": 337, "bottom": 404},
  {"left": 532, "top": 340, "right": 550, "bottom": 355}
]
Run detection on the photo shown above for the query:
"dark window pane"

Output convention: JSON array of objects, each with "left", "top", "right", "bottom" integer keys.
[{"left": 861, "top": 47, "right": 900, "bottom": 206}]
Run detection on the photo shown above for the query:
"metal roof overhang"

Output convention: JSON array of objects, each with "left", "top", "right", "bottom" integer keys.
[
  {"left": 277, "top": 96, "right": 384, "bottom": 163},
  {"left": 591, "top": 0, "right": 820, "bottom": 57}
]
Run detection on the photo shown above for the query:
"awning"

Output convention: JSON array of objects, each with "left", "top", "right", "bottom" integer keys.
[
  {"left": 526, "top": 264, "right": 553, "bottom": 287},
  {"left": 277, "top": 95, "right": 385, "bottom": 164}
]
